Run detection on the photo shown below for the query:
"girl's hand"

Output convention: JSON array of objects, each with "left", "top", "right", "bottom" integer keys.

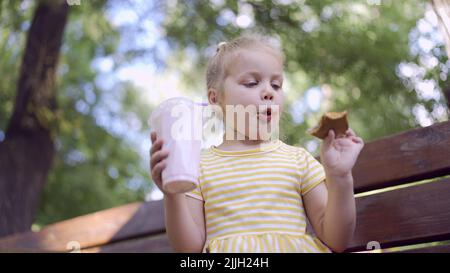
[
  {"left": 320, "top": 128, "right": 364, "bottom": 178},
  {"left": 150, "top": 131, "right": 171, "bottom": 195}
]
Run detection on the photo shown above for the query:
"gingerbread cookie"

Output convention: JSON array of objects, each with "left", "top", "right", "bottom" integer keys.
[{"left": 307, "top": 111, "right": 349, "bottom": 139}]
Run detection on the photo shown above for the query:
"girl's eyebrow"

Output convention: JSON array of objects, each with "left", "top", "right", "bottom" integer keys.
[
  {"left": 272, "top": 74, "right": 283, "bottom": 80},
  {"left": 236, "top": 70, "right": 283, "bottom": 80}
]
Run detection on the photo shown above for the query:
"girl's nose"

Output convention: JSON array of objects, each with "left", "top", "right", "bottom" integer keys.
[
  {"left": 261, "top": 84, "right": 274, "bottom": 101},
  {"left": 263, "top": 93, "right": 273, "bottom": 100}
]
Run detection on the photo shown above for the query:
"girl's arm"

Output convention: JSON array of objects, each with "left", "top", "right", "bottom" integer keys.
[
  {"left": 150, "top": 132, "right": 206, "bottom": 253},
  {"left": 164, "top": 194, "right": 206, "bottom": 252},
  {"left": 303, "top": 128, "right": 363, "bottom": 253},
  {"left": 303, "top": 174, "right": 356, "bottom": 253}
]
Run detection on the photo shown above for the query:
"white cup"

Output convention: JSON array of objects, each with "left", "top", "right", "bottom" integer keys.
[{"left": 150, "top": 97, "right": 203, "bottom": 194}]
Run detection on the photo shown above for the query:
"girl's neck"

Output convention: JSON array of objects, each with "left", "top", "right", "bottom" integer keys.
[{"left": 217, "top": 132, "right": 274, "bottom": 152}]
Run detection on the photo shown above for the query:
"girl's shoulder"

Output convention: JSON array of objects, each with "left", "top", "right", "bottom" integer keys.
[
  {"left": 199, "top": 147, "right": 216, "bottom": 160},
  {"left": 277, "top": 140, "right": 312, "bottom": 159}
]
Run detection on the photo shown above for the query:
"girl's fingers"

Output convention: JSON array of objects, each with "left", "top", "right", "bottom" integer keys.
[
  {"left": 328, "top": 129, "right": 335, "bottom": 139},
  {"left": 151, "top": 159, "right": 166, "bottom": 184},
  {"left": 150, "top": 149, "right": 169, "bottom": 169},
  {"left": 150, "top": 131, "right": 156, "bottom": 142},
  {"left": 345, "top": 128, "right": 356, "bottom": 137},
  {"left": 322, "top": 130, "right": 335, "bottom": 149},
  {"left": 150, "top": 139, "right": 164, "bottom": 155},
  {"left": 351, "top": 136, "right": 364, "bottom": 144},
  {"left": 357, "top": 137, "right": 363, "bottom": 142}
]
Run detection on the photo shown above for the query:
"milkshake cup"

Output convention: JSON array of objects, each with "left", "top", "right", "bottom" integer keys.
[{"left": 150, "top": 97, "right": 204, "bottom": 194}]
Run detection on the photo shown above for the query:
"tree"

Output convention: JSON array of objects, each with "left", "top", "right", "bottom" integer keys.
[
  {"left": 0, "top": 0, "right": 152, "bottom": 234},
  {"left": 0, "top": 0, "right": 69, "bottom": 237},
  {"left": 1, "top": 0, "right": 448, "bottom": 236}
]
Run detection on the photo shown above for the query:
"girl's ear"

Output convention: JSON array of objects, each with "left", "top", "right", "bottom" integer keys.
[{"left": 208, "top": 88, "right": 219, "bottom": 104}]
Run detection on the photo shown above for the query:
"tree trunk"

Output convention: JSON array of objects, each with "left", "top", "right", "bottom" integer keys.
[{"left": 0, "top": 1, "right": 69, "bottom": 237}]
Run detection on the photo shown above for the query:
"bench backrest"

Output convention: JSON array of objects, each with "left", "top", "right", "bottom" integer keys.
[{"left": 0, "top": 121, "right": 449, "bottom": 253}]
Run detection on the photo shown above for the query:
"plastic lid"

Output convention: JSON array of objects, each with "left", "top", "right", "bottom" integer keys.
[{"left": 150, "top": 97, "right": 207, "bottom": 126}]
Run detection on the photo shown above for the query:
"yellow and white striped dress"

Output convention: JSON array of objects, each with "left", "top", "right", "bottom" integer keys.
[{"left": 185, "top": 139, "right": 332, "bottom": 253}]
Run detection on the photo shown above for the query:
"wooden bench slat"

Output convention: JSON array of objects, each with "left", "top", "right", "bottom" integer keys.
[
  {"left": 1, "top": 121, "right": 449, "bottom": 253},
  {"left": 2, "top": 177, "right": 450, "bottom": 253},
  {"left": 87, "top": 178, "right": 450, "bottom": 253},
  {"left": 347, "top": 177, "right": 450, "bottom": 252},
  {"left": 82, "top": 233, "right": 172, "bottom": 253},
  {"left": 351, "top": 120, "right": 450, "bottom": 193},
  {"left": 393, "top": 242, "right": 450, "bottom": 253},
  {"left": 0, "top": 201, "right": 165, "bottom": 252},
  {"left": 82, "top": 237, "right": 450, "bottom": 253}
]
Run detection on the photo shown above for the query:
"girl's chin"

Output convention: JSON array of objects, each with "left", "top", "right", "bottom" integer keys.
[
  {"left": 257, "top": 114, "right": 272, "bottom": 122},
  {"left": 235, "top": 128, "right": 278, "bottom": 141}
]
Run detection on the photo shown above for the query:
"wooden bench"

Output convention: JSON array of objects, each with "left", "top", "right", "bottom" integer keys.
[{"left": 0, "top": 121, "right": 449, "bottom": 253}]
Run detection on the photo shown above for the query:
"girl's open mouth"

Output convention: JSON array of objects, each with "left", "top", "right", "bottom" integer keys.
[{"left": 258, "top": 107, "right": 272, "bottom": 122}]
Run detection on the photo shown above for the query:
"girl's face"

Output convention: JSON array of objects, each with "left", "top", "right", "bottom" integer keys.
[{"left": 217, "top": 47, "right": 284, "bottom": 140}]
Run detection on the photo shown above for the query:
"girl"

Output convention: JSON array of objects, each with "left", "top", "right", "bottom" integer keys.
[{"left": 150, "top": 34, "right": 364, "bottom": 253}]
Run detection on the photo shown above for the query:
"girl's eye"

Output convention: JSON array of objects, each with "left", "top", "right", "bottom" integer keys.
[
  {"left": 244, "top": 82, "right": 258, "bottom": 88},
  {"left": 272, "top": 83, "right": 282, "bottom": 90}
]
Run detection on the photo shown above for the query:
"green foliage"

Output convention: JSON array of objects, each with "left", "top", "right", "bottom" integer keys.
[
  {"left": 161, "top": 0, "right": 448, "bottom": 149},
  {"left": 37, "top": 1, "right": 152, "bottom": 226},
  {"left": 0, "top": 0, "right": 34, "bottom": 131},
  {"left": 0, "top": 0, "right": 152, "bottom": 226},
  {"left": 2, "top": 0, "right": 450, "bottom": 227}
]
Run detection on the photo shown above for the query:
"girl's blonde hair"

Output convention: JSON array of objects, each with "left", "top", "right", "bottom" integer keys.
[{"left": 206, "top": 34, "right": 284, "bottom": 94}]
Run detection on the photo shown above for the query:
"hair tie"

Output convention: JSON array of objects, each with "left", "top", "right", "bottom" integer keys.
[{"left": 216, "top": 42, "right": 227, "bottom": 52}]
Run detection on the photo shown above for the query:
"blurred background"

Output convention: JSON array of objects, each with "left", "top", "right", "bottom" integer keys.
[{"left": 0, "top": 0, "right": 449, "bottom": 237}]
